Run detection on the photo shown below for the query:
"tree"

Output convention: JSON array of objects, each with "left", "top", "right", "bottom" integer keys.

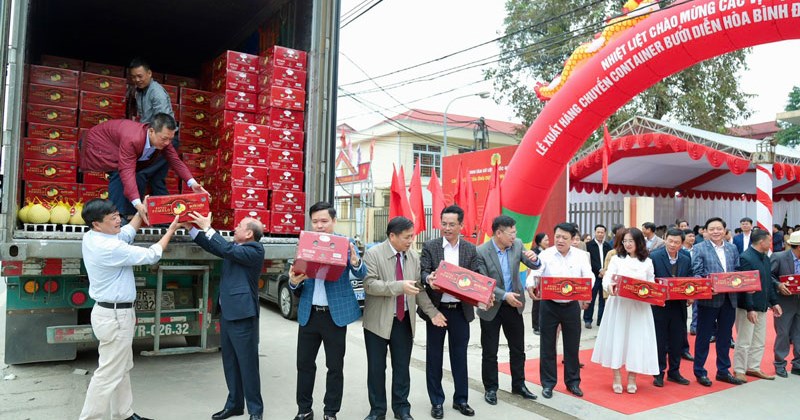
[
  {"left": 775, "top": 86, "right": 800, "bottom": 147},
  {"left": 485, "top": 0, "right": 752, "bottom": 143}
]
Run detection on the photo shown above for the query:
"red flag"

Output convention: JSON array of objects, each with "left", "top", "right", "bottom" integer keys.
[
  {"left": 369, "top": 139, "right": 375, "bottom": 161},
  {"left": 408, "top": 161, "right": 426, "bottom": 235},
  {"left": 427, "top": 169, "right": 446, "bottom": 229},
  {"left": 462, "top": 167, "right": 476, "bottom": 238},
  {"left": 602, "top": 123, "right": 612, "bottom": 192},
  {"left": 340, "top": 128, "right": 347, "bottom": 150},
  {"left": 480, "top": 162, "right": 501, "bottom": 242},
  {"left": 453, "top": 161, "right": 465, "bottom": 207},
  {"left": 389, "top": 164, "right": 413, "bottom": 221}
]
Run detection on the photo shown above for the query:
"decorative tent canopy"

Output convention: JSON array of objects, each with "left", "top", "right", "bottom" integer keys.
[{"left": 569, "top": 117, "right": 800, "bottom": 202}]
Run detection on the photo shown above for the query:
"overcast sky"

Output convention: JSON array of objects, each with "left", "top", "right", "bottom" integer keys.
[{"left": 337, "top": 0, "right": 800, "bottom": 132}]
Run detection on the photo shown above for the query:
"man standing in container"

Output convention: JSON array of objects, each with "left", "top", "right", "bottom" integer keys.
[{"left": 79, "top": 199, "right": 179, "bottom": 420}]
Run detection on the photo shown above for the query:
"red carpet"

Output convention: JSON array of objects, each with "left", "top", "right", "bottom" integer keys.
[{"left": 499, "top": 319, "right": 778, "bottom": 414}]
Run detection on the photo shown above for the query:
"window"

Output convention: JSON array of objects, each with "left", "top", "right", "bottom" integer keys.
[{"left": 413, "top": 144, "right": 441, "bottom": 177}]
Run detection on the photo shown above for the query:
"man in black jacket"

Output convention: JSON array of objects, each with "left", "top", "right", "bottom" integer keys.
[
  {"left": 584, "top": 224, "right": 611, "bottom": 329},
  {"left": 733, "top": 229, "right": 782, "bottom": 383}
]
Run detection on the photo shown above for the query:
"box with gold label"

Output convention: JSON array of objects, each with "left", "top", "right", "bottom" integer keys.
[
  {"left": 27, "top": 123, "right": 79, "bottom": 141},
  {"left": 79, "top": 91, "right": 126, "bottom": 113},
  {"left": 22, "top": 138, "right": 78, "bottom": 162},
  {"left": 25, "top": 181, "right": 80, "bottom": 202},
  {"left": 294, "top": 231, "right": 350, "bottom": 281},
  {"left": 613, "top": 274, "right": 668, "bottom": 306},
  {"left": 79, "top": 73, "right": 127, "bottom": 96},
  {"left": 23, "top": 159, "right": 77, "bottom": 182},
  {"left": 710, "top": 270, "right": 761, "bottom": 293},
  {"left": 29, "top": 65, "right": 80, "bottom": 88},
  {"left": 269, "top": 211, "right": 304, "bottom": 235},
  {"left": 270, "top": 190, "right": 305, "bottom": 214},
  {"left": 145, "top": 193, "right": 210, "bottom": 225},
  {"left": 656, "top": 277, "right": 713, "bottom": 300},
  {"left": 779, "top": 275, "right": 800, "bottom": 295},
  {"left": 26, "top": 104, "right": 78, "bottom": 127},
  {"left": 79, "top": 184, "right": 110, "bottom": 202},
  {"left": 28, "top": 84, "right": 79, "bottom": 108},
  {"left": 179, "top": 88, "right": 213, "bottom": 109},
  {"left": 536, "top": 276, "right": 592, "bottom": 301},
  {"left": 432, "top": 261, "right": 496, "bottom": 309}
]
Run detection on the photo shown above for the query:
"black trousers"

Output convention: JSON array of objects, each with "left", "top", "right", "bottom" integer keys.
[
  {"left": 481, "top": 304, "right": 526, "bottom": 391},
  {"left": 694, "top": 299, "right": 736, "bottom": 378},
  {"left": 426, "top": 305, "right": 470, "bottom": 405},
  {"left": 653, "top": 301, "right": 688, "bottom": 377},
  {"left": 296, "top": 310, "right": 347, "bottom": 415},
  {"left": 539, "top": 300, "right": 581, "bottom": 389},
  {"left": 583, "top": 276, "right": 605, "bottom": 324},
  {"left": 220, "top": 315, "right": 263, "bottom": 415},
  {"left": 365, "top": 315, "right": 413, "bottom": 417},
  {"left": 530, "top": 300, "right": 540, "bottom": 331}
]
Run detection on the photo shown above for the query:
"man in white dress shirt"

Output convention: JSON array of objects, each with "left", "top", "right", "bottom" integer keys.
[
  {"left": 527, "top": 222, "right": 592, "bottom": 399},
  {"left": 79, "top": 199, "right": 179, "bottom": 420}
]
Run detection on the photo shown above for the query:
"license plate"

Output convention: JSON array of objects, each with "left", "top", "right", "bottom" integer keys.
[
  {"left": 134, "top": 322, "right": 190, "bottom": 338},
  {"left": 354, "top": 289, "right": 365, "bottom": 300},
  {"left": 135, "top": 289, "right": 176, "bottom": 311}
]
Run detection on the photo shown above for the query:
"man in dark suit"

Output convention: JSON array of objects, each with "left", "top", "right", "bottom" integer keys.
[
  {"left": 650, "top": 228, "right": 693, "bottom": 387},
  {"left": 288, "top": 202, "right": 366, "bottom": 420},
  {"left": 732, "top": 217, "right": 754, "bottom": 255},
  {"left": 476, "top": 215, "right": 540, "bottom": 404},
  {"left": 584, "top": 224, "right": 612, "bottom": 329},
  {"left": 419, "top": 206, "right": 478, "bottom": 418},
  {"left": 691, "top": 217, "right": 744, "bottom": 387},
  {"left": 185, "top": 212, "right": 265, "bottom": 420},
  {"left": 80, "top": 113, "right": 206, "bottom": 224},
  {"left": 770, "top": 231, "right": 800, "bottom": 377}
]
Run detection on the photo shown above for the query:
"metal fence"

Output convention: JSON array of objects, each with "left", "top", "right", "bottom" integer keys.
[
  {"left": 568, "top": 201, "right": 624, "bottom": 236},
  {"left": 372, "top": 207, "right": 440, "bottom": 249}
]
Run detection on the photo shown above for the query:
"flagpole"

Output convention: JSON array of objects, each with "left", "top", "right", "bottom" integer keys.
[{"left": 441, "top": 91, "right": 490, "bottom": 175}]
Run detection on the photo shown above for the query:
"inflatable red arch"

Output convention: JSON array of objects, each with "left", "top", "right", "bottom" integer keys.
[{"left": 502, "top": 0, "right": 800, "bottom": 244}]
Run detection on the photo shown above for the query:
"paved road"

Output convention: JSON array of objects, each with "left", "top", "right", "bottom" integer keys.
[{"left": 2, "top": 281, "right": 799, "bottom": 419}]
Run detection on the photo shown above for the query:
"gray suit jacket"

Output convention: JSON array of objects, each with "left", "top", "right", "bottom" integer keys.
[
  {"left": 475, "top": 238, "right": 538, "bottom": 321},
  {"left": 692, "top": 239, "right": 740, "bottom": 308},
  {"left": 648, "top": 235, "right": 665, "bottom": 251},
  {"left": 362, "top": 240, "right": 436, "bottom": 339},
  {"left": 771, "top": 249, "right": 796, "bottom": 285},
  {"left": 419, "top": 237, "right": 478, "bottom": 322}
]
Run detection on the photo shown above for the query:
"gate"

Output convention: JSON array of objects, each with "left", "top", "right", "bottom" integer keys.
[{"left": 568, "top": 201, "right": 624, "bottom": 236}]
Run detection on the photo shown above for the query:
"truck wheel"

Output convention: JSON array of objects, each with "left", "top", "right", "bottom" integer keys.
[{"left": 278, "top": 282, "right": 298, "bottom": 320}]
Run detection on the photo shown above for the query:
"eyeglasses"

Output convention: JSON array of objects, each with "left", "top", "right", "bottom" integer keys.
[{"left": 622, "top": 239, "right": 635, "bottom": 244}]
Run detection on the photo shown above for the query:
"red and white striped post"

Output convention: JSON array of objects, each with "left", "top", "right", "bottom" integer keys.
[{"left": 753, "top": 137, "right": 777, "bottom": 247}]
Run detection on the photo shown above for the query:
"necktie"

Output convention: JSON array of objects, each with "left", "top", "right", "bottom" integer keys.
[{"left": 396, "top": 252, "right": 405, "bottom": 321}]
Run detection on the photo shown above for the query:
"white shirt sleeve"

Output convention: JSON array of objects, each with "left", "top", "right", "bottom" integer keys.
[
  {"left": 102, "top": 240, "right": 164, "bottom": 267},
  {"left": 118, "top": 224, "right": 137, "bottom": 244}
]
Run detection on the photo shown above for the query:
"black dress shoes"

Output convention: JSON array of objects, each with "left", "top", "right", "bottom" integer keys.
[
  {"left": 541, "top": 387, "right": 553, "bottom": 399},
  {"left": 667, "top": 374, "right": 691, "bottom": 385},
  {"left": 653, "top": 375, "right": 664, "bottom": 387},
  {"left": 696, "top": 376, "right": 713, "bottom": 387},
  {"left": 715, "top": 373, "right": 745, "bottom": 385},
  {"left": 511, "top": 385, "right": 537, "bottom": 400},
  {"left": 126, "top": 414, "right": 153, "bottom": 420},
  {"left": 681, "top": 351, "right": 694, "bottom": 361},
  {"left": 791, "top": 367, "right": 800, "bottom": 376},
  {"left": 364, "top": 415, "right": 385, "bottom": 420},
  {"left": 394, "top": 414, "right": 414, "bottom": 420},
  {"left": 294, "top": 411, "right": 313, "bottom": 420},
  {"left": 249, "top": 415, "right": 262, "bottom": 420},
  {"left": 484, "top": 390, "right": 497, "bottom": 405},
  {"left": 323, "top": 415, "right": 337, "bottom": 420},
  {"left": 776, "top": 367, "right": 788, "bottom": 378},
  {"left": 431, "top": 404, "right": 444, "bottom": 419},
  {"left": 451, "top": 403, "right": 474, "bottom": 416},
  {"left": 567, "top": 385, "right": 583, "bottom": 397},
  {"left": 212, "top": 408, "right": 244, "bottom": 420}
]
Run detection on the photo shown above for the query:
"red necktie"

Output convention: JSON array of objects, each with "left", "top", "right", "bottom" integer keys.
[{"left": 396, "top": 252, "right": 405, "bottom": 321}]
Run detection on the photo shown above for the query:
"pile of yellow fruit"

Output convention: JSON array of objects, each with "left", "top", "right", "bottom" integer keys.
[{"left": 18, "top": 199, "right": 84, "bottom": 225}]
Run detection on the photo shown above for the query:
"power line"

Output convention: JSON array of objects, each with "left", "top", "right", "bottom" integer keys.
[
  {"left": 341, "top": 0, "right": 385, "bottom": 29},
  {"left": 341, "top": 0, "right": 373, "bottom": 21}
]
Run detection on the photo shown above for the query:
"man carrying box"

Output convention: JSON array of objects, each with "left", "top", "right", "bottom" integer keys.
[
  {"left": 527, "top": 222, "right": 592, "bottom": 399},
  {"left": 80, "top": 113, "right": 206, "bottom": 224},
  {"left": 288, "top": 202, "right": 366, "bottom": 420},
  {"left": 770, "top": 230, "right": 800, "bottom": 377},
  {"left": 419, "top": 205, "right": 478, "bottom": 418}
]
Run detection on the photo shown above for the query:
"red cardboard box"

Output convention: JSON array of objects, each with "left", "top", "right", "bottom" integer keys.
[
  {"left": 79, "top": 73, "right": 127, "bottom": 96},
  {"left": 163, "top": 74, "right": 200, "bottom": 89},
  {"left": 657, "top": 277, "right": 713, "bottom": 300},
  {"left": 779, "top": 275, "right": 800, "bottom": 295},
  {"left": 267, "top": 127, "right": 304, "bottom": 150},
  {"left": 40, "top": 55, "right": 83, "bottom": 70},
  {"left": 233, "top": 209, "right": 270, "bottom": 227},
  {"left": 79, "top": 109, "right": 123, "bottom": 129},
  {"left": 179, "top": 105, "right": 212, "bottom": 125},
  {"left": 270, "top": 190, "right": 305, "bottom": 213},
  {"left": 83, "top": 61, "right": 126, "bottom": 77},
  {"left": 261, "top": 107, "right": 304, "bottom": 130},
  {"left": 433, "top": 261, "right": 497, "bottom": 309},
  {"left": 223, "top": 122, "right": 270, "bottom": 146},
  {"left": 181, "top": 140, "right": 215, "bottom": 156},
  {"left": 29, "top": 65, "right": 80, "bottom": 88},
  {"left": 79, "top": 91, "right": 126, "bottom": 113},
  {"left": 710, "top": 270, "right": 761, "bottom": 293},
  {"left": 145, "top": 193, "right": 210, "bottom": 224},
  {"left": 161, "top": 84, "right": 179, "bottom": 102},
  {"left": 268, "top": 148, "right": 303, "bottom": 171},
  {"left": 260, "top": 46, "right": 308, "bottom": 71},
  {"left": 214, "top": 50, "right": 260, "bottom": 74},
  {"left": 179, "top": 88, "right": 213, "bottom": 108},
  {"left": 23, "top": 159, "right": 77, "bottom": 182},
  {"left": 182, "top": 153, "right": 211, "bottom": 173},
  {"left": 82, "top": 170, "right": 109, "bottom": 185},
  {"left": 536, "top": 276, "right": 592, "bottom": 301},
  {"left": 26, "top": 104, "right": 78, "bottom": 127},
  {"left": 294, "top": 231, "right": 349, "bottom": 281},
  {"left": 211, "top": 70, "right": 258, "bottom": 93},
  {"left": 210, "top": 110, "right": 254, "bottom": 130},
  {"left": 269, "top": 211, "right": 304, "bottom": 235},
  {"left": 28, "top": 84, "right": 79, "bottom": 108},
  {"left": 211, "top": 210, "right": 235, "bottom": 230},
  {"left": 230, "top": 164, "right": 269, "bottom": 188},
  {"left": 22, "top": 138, "right": 78, "bottom": 162},
  {"left": 79, "top": 183, "right": 110, "bottom": 201},
  {"left": 179, "top": 123, "right": 213, "bottom": 141},
  {"left": 268, "top": 168, "right": 304, "bottom": 191},
  {"left": 258, "top": 65, "right": 307, "bottom": 91},
  {"left": 27, "top": 123, "right": 79, "bottom": 141},
  {"left": 230, "top": 186, "right": 269, "bottom": 209},
  {"left": 211, "top": 90, "right": 257, "bottom": 112},
  {"left": 613, "top": 274, "right": 669, "bottom": 307},
  {"left": 230, "top": 144, "right": 270, "bottom": 166},
  {"left": 258, "top": 87, "right": 305, "bottom": 111},
  {"left": 25, "top": 181, "right": 80, "bottom": 202}
]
